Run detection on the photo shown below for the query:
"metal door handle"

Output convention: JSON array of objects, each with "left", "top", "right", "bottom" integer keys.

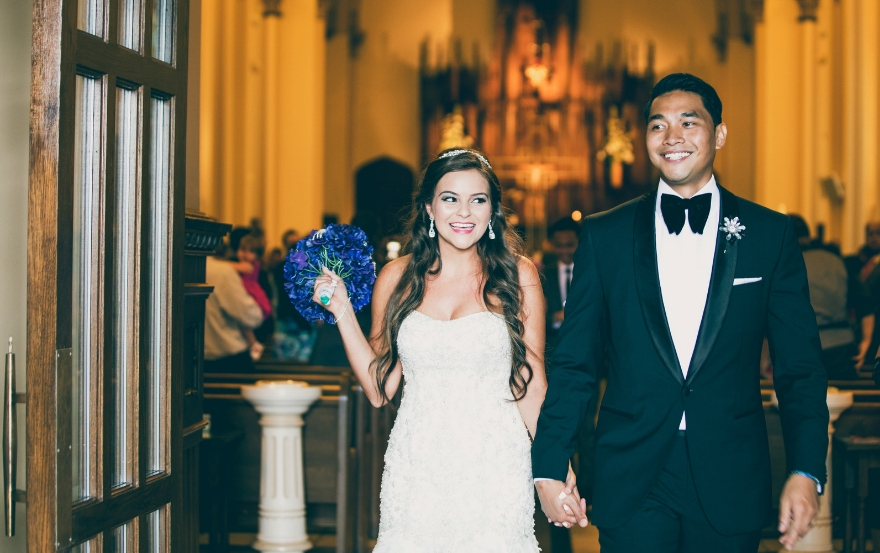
[{"left": 4, "top": 338, "right": 17, "bottom": 537}]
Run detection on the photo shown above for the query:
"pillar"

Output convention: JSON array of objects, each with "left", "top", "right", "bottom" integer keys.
[
  {"left": 199, "top": 0, "right": 326, "bottom": 249},
  {"left": 242, "top": 380, "right": 321, "bottom": 552},
  {"left": 754, "top": 0, "right": 800, "bottom": 214},
  {"left": 797, "top": 0, "right": 819, "bottom": 223}
]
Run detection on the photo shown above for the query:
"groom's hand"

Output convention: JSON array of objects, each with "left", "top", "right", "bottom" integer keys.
[
  {"left": 778, "top": 474, "right": 820, "bottom": 550},
  {"left": 535, "top": 478, "right": 589, "bottom": 528}
]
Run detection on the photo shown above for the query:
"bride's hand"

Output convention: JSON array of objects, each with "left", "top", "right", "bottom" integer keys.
[
  {"left": 536, "top": 478, "right": 589, "bottom": 529},
  {"left": 311, "top": 267, "right": 349, "bottom": 317},
  {"left": 560, "top": 463, "right": 586, "bottom": 524}
]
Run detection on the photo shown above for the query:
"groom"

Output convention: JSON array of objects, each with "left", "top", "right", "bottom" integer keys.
[{"left": 532, "top": 73, "right": 829, "bottom": 552}]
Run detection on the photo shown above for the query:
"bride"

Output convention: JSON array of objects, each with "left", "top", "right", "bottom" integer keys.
[{"left": 312, "top": 149, "right": 555, "bottom": 551}]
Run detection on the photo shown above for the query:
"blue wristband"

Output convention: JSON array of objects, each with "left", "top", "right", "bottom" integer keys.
[{"left": 791, "top": 470, "right": 823, "bottom": 495}]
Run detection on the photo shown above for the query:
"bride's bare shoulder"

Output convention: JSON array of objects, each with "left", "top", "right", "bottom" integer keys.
[
  {"left": 375, "top": 255, "right": 411, "bottom": 293},
  {"left": 515, "top": 255, "right": 540, "bottom": 288}
]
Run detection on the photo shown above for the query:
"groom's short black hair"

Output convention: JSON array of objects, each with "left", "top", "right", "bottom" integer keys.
[{"left": 644, "top": 73, "right": 723, "bottom": 127}]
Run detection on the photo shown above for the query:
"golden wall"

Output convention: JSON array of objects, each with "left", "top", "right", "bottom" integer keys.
[
  {"left": 199, "top": 0, "right": 326, "bottom": 247},
  {"left": 198, "top": 0, "right": 880, "bottom": 253},
  {"left": 756, "top": 0, "right": 880, "bottom": 251}
]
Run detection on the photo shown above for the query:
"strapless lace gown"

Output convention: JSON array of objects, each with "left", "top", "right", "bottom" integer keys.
[{"left": 372, "top": 310, "right": 540, "bottom": 553}]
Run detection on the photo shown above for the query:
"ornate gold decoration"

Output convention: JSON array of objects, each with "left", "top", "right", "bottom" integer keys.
[
  {"left": 597, "top": 106, "right": 635, "bottom": 166},
  {"left": 438, "top": 106, "right": 474, "bottom": 152}
]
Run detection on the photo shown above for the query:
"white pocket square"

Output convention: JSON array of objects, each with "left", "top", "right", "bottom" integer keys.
[{"left": 733, "top": 277, "right": 762, "bottom": 286}]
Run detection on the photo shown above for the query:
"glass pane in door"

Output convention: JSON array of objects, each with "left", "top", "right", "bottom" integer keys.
[
  {"left": 70, "top": 534, "right": 102, "bottom": 553},
  {"left": 151, "top": 0, "right": 175, "bottom": 64},
  {"left": 111, "top": 519, "right": 138, "bottom": 552},
  {"left": 72, "top": 73, "right": 106, "bottom": 503},
  {"left": 146, "top": 94, "right": 173, "bottom": 475},
  {"left": 111, "top": 84, "right": 142, "bottom": 489},
  {"left": 77, "top": 0, "right": 107, "bottom": 39},
  {"left": 118, "top": 0, "right": 144, "bottom": 52},
  {"left": 145, "top": 504, "right": 169, "bottom": 553}
]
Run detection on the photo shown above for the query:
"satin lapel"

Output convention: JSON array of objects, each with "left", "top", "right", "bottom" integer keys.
[
  {"left": 685, "top": 186, "right": 740, "bottom": 385},
  {"left": 633, "top": 191, "right": 684, "bottom": 384}
]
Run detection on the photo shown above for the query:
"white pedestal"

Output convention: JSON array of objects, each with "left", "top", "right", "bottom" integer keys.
[
  {"left": 242, "top": 380, "right": 321, "bottom": 552},
  {"left": 773, "top": 387, "right": 853, "bottom": 552}
]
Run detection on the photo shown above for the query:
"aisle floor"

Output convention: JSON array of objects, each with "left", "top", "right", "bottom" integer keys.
[{"left": 213, "top": 529, "right": 857, "bottom": 551}]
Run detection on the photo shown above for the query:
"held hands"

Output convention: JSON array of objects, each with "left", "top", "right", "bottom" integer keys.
[
  {"left": 311, "top": 267, "right": 351, "bottom": 321},
  {"left": 778, "top": 473, "right": 820, "bottom": 550},
  {"left": 535, "top": 465, "right": 589, "bottom": 529}
]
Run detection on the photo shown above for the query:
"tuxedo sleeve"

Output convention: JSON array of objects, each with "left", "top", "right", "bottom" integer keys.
[
  {"left": 767, "top": 218, "right": 830, "bottom": 484},
  {"left": 532, "top": 217, "right": 606, "bottom": 481}
]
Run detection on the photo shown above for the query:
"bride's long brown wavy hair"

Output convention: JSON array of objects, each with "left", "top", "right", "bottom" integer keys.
[{"left": 372, "top": 149, "right": 533, "bottom": 404}]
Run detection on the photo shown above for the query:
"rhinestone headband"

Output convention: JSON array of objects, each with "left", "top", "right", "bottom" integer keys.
[{"left": 439, "top": 149, "right": 492, "bottom": 169}]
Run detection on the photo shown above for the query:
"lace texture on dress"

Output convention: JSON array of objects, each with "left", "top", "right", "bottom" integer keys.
[{"left": 372, "top": 310, "right": 540, "bottom": 553}]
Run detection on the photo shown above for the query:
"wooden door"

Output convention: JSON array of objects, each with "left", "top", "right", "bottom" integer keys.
[{"left": 27, "top": 0, "right": 190, "bottom": 550}]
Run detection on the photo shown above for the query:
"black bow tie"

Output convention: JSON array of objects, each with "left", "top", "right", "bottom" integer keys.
[{"left": 660, "top": 193, "right": 712, "bottom": 235}]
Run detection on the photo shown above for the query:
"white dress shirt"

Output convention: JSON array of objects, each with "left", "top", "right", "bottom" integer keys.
[
  {"left": 654, "top": 177, "right": 720, "bottom": 430},
  {"left": 552, "top": 262, "right": 575, "bottom": 330},
  {"left": 558, "top": 262, "right": 574, "bottom": 307}
]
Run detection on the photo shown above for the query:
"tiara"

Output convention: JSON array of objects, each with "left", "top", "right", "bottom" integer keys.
[{"left": 439, "top": 149, "right": 492, "bottom": 169}]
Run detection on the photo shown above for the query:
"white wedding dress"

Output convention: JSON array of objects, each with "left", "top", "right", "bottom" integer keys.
[{"left": 372, "top": 310, "right": 540, "bottom": 553}]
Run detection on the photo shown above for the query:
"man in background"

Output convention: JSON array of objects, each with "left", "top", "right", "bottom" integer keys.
[
  {"left": 543, "top": 217, "right": 581, "bottom": 352},
  {"left": 539, "top": 216, "right": 586, "bottom": 553},
  {"left": 791, "top": 214, "right": 863, "bottom": 379},
  {"left": 846, "top": 222, "right": 880, "bottom": 365}
]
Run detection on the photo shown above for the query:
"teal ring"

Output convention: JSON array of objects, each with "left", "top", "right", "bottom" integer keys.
[{"left": 320, "top": 295, "right": 331, "bottom": 305}]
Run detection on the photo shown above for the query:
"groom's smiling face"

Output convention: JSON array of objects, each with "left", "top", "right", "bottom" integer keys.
[{"left": 646, "top": 90, "right": 727, "bottom": 196}]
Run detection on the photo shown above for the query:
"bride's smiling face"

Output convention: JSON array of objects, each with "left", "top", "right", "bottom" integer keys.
[{"left": 426, "top": 169, "right": 493, "bottom": 251}]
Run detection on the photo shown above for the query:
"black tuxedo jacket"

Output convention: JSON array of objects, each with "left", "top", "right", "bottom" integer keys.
[{"left": 531, "top": 186, "right": 829, "bottom": 535}]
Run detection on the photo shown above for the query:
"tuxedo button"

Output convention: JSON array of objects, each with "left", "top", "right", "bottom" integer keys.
[{"left": 683, "top": 387, "right": 692, "bottom": 397}]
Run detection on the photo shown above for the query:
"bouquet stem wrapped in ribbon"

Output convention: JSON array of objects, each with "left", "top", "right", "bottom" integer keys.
[{"left": 283, "top": 224, "right": 377, "bottom": 324}]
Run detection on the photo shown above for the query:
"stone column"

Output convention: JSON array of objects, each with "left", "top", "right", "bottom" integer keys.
[
  {"left": 242, "top": 380, "right": 322, "bottom": 553},
  {"left": 797, "top": 0, "right": 819, "bottom": 223},
  {"left": 774, "top": 388, "right": 853, "bottom": 552}
]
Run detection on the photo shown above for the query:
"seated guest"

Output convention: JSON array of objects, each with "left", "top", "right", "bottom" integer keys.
[
  {"left": 846, "top": 221, "right": 880, "bottom": 284},
  {"left": 228, "top": 234, "right": 273, "bottom": 360},
  {"left": 846, "top": 222, "right": 880, "bottom": 365},
  {"left": 204, "top": 253, "right": 265, "bottom": 372},
  {"left": 791, "top": 214, "right": 858, "bottom": 379}
]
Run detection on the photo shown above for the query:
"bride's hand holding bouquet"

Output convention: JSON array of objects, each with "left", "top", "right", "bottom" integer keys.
[
  {"left": 311, "top": 266, "right": 352, "bottom": 321},
  {"left": 282, "top": 223, "right": 376, "bottom": 325}
]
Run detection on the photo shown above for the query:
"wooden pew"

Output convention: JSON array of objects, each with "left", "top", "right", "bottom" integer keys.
[
  {"left": 760, "top": 379, "right": 880, "bottom": 539},
  {"left": 203, "top": 368, "right": 359, "bottom": 553}
]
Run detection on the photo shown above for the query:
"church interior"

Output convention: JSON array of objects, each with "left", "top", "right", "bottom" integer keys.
[{"left": 2, "top": 0, "right": 880, "bottom": 551}]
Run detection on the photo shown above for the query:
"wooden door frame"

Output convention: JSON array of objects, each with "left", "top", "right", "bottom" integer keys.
[{"left": 27, "top": 0, "right": 189, "bottom": 550}]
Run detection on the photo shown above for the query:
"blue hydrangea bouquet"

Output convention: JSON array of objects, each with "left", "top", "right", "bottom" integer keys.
[{"left": 283, "top": 224, "right": 377, "bottom": 324}]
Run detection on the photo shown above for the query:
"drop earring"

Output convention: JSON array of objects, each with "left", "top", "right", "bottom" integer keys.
[
  {"left": 488, "top": 220, "right": 496, "bottom": 240},
  {"left": 428, "top": 217, "right": 435, "bottom": 238}
]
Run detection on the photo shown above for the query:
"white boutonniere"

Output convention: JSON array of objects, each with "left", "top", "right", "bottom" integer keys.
[{"left": 720, "top": 217, "right": 745, "bottom": 242}]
